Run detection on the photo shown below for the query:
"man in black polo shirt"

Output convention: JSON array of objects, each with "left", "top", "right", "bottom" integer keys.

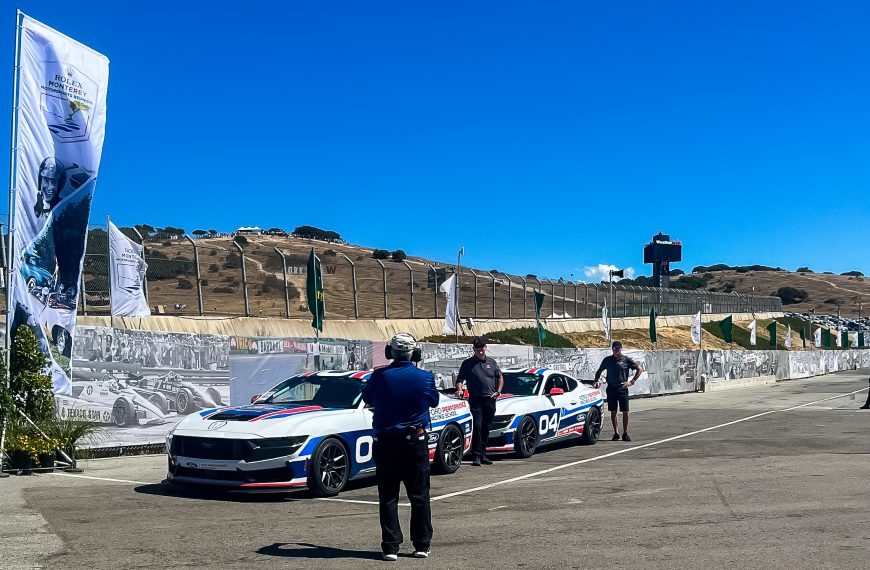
[
  {"left": 455, "top": 337, "right": 503, "bottom": 466},
  {"left": 593, "top": 341, "right": 643, "bottom": 442}
]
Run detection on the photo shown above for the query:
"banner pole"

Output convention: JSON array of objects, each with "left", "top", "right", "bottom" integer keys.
[
  {"left": 107, "top": 215, "right": 114, "bottom": 330},
  {"left": 1, "top": 10, "right": 24, "bottom": 477}
]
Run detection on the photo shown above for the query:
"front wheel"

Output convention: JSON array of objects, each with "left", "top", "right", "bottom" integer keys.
[
  {"left": 175, "top": 388, "right": 195, "bottom": 415},
  {"left": 513, "top": 416, "right": 538, "bottom": 458},
  {"left": 308, "top": 437, "right": 350, "bottom": 497},
  {"left": 579, "top": 407, "right": 602, "bottom": 445},
  {"left": 112, "top": 398, "right": 135, "bottom": 427},
  {"left": 432, "top": 424, "right": 464, "bottom": 475}
]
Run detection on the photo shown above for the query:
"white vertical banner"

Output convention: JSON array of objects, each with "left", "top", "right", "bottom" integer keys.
[
  {"left": 835, "top": 328, "right": 842, "bottom": 347},
  {"left": 440, "top": 274, "right": 457, "bottom": 334},
  {"left": 785, "top": 325, "right": 792, "bottom": 349},
  {"left": 602, "top": 302, "right": 609, "bottom": 340},
  {"left": 749, "top": 318, "right": 757, "bottom": 346},
  {"left": 691, "top": 311, "right": 701, "bottom": 345},
  {"left": 108, "top": 220, "right": 149, "bottom": 317},
  {"left": 9, "top": 15, "right": 109, "bottom": 394},
  {"left": 814, "top": 328, "right": 821, "bottom": 348},
  {"left": 850, "top": 332, "right": 858, "bottom": 348}
]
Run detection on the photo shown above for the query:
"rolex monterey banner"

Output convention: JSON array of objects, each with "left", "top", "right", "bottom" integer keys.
[
  {"left": 108, "top": 220, "right": 150, "bottom": 317},
  {"left": 9, "top": 15, "right": 109, "bottom": 394}
]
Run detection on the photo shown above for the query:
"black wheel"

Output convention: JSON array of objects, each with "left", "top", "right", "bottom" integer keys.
[
  {"left": 513, "top": 416, "right": 538, "bottom": 458},
  {"left": 112, "top": 398, "right": 135, "bottom": 427},
  {"left": 148, "top": 393, "right": 169, "bottom": 414},
  {"left": 307, "top": 437, "right": 350, "bottom": 497},
  {"left": 54, "top": 327, "right": 72, "bottom": 358},
  {"left": 175, "top": 388, "right": 195, "bottom": 415},
  {"left": 432, "top": 423, "right": 464, "bottom": 475},
  {"left": 580, "top": 406, "right": 602, "bottom": 445},
  {"left": 206, "top": 387, "right": 222, "bottom": 406}
]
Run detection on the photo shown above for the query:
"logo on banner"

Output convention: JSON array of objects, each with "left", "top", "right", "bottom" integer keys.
[{"left": 42, "top": 63, "right": 99, "bottom": 142}]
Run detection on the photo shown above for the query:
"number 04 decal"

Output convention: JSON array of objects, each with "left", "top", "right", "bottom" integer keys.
[
  {"left": 539, "top": 412, "right": 559, "bottom": 435},
  {"left": 356, "top": 435, "right": 374, "bottom": 463}
]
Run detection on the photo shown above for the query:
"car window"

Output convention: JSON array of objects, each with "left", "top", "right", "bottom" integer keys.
[
  {"left": 259, "top": 375, "right": 363, "bottom": 409},
  {"left": 502, "top": 373, "right": 543, "bottom": 396},
  {"left": 565, "top": 377, "right": 578, "bottom": 391}
]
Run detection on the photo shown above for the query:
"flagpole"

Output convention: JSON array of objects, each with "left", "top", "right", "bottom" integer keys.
[
  {"left": 107, "top": 215, "right": 115, "bottom": 330},
  {"left": 608, "top": 271, "right": 613, "bottom": 342},
  {"left": 455, "top": 247, "right": 463, "bottom": 341},
  {"left": 1, "top": 11, "right": 24, "bottom": 478}
]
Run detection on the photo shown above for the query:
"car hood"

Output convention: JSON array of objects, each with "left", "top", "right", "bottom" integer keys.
[{"left": 173, "top": 403, "right": 356, "bottom": 438}]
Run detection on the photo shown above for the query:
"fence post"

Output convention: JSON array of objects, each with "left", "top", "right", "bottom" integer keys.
[
  {"left": 184, "top": 235, "right": 203, "bottom": 316},
  {"left": 79, "top": 272, "right": 88, "bottom": 315},
  {"left": 234, "top": 241, "right": 249, "bottom": 317},
  {"left": 489, "top": 271, "right": 496, "bottom": 318},
  {"left": 376, "top": 259, "right": 388, "bottom": 318},
  {"left": 427, "top": 264, "right": 439, "bottom": 318},
  {"left": 275, "top": 247, "right": 291, "bottom": 317},
  {"left": 505, "top": 273, "right": 513, "bottom": 319},
  {"left": 562, "top": 280, "right": 567, "bottom": 316},
  {"left": 403, "top": 260, "right": 414, "bottom": 318},
  {"left": 341, "top": 253, "right": 358, "bottom": 318},
  {"left": 544, "top": 279, "right": 555, "bottom": 317},
  {"left": 132, "top": 227, "right": 149, "bottom": 306},
  {"left": 573, "top": 281, "right": 577, "bottom": 318},
  {"left": 520, "top": 276, "right": 527, "bottom": 318}
]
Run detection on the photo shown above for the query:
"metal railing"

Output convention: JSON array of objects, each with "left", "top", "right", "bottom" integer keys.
[{"left": 0, "top": 231, "right": 783, "bottom": 319}]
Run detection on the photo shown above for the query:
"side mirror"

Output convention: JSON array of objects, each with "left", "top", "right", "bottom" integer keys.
[
  {"left": 548, "top": 387, "right": 565, "bottom": 396},
  {"left": 250, "top": 394, "right": 260, "bottom": 403}
]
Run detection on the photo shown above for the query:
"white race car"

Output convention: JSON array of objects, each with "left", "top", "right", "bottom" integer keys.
[
  {"left": 485, "top": 367, "right": 604, "bottom": 457},
  {"left": 166, "top": 370, "right": 472, "bottom": 496},
  {"left": 57, "top": 378, "right": 166, "bottom": 427}
]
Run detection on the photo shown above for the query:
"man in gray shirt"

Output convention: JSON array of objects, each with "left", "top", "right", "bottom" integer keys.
[
  {"left": 594, "top": 341, "right": 643, "bottom": 442},
  {"left": 455, "top": 337, "right": 504, "bottom": 466}
]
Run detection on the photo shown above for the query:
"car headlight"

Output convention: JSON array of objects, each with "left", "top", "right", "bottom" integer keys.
[
  {"left": 490, "top": 415, "right": 514, "bottom": 430},
  {"left": 247, "top": 435, "right": 309, "bottom": 462}
]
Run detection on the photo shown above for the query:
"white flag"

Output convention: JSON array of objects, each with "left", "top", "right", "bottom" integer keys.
[
  {"left": 835, "top": 328, "right": 842, "bottom": 347},
  {"left": 8, "top": 15, "right": 110, "bottom": 394},
  {"left": 850, "top": 332, "right": 858, "bottom": 347},
  {"left": 749, "top": 319, "right": 757, "bottom": 346},
  {"left": 785, "top": 325, "right": 792, "bottom": 349},
  {"left": 440, "top": 274, "right": 457, "bottom": 334},
  {"left": 602, "top": 302, "right": 610, "bottom": 340},
  {"left": 691, "top": 311, "right": 701, "bottom": 345},
  {"left": 814, "top": 328, "right": 821, "bottom": 348},
  {"left": 109, "top": 220, "right": 150, "bottom": 317}
]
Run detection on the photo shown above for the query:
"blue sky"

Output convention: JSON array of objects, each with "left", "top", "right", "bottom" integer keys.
[{"left": 2, "top": 1, "right": 869, "bottom": 281}]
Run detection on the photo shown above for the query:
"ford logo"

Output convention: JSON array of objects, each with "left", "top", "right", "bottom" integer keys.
[{"left": 208, "top": 421, "right": 227, "bottom": 430}]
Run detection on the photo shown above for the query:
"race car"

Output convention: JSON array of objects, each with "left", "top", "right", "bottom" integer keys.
[
  {"left": 485, "top": 367, "right": 604, "bottom": 458},
  {"left": 166, "top": 370, "right": 472, "bottom": 496},
  {"left": 129, "top": 372, "right": 223, "bottom": 415},
  {"left": 58, "top": 377, "right": 166, "bottom": 427}
]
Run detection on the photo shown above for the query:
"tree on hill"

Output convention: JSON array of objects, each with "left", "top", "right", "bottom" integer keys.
[
  {"left": 669, "top": 269, "right": 685, "bottom": 276},
  {"left": 233, "top": 234, "right": 248, "bottom": 248},
  {"left": 192, "top": 229, "right": 208, "bottom": 238},
  {"left": 372, "top": 249, "right": 390, "bottom": 260},
  {"left": 135, "top": 224, "right": 156, "bottom": 238},
  {"left": 208, "top": 229, "right": 217, "bottom": 236},
  {"left": 796, "top": 267, "right": 813, "bottom": 273},
  {"left": 841, "top": 271, "right": 864, "bottom": 277},
  {"left": 774, "top": 287, "right": 809, "bottom": 305},
  {"left": 292, "top": 225, "right": 343, "bottom": 242},
  {"left": 391, "top": 250, "right": 407, "bottom": 262}
]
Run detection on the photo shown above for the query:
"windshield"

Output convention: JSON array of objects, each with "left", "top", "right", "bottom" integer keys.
[
  {"left": 501, "top": 373, "right": 542, "bottom": 396},
  {"left": 257, "top": 375, "right": 364, "bottom": 409}
]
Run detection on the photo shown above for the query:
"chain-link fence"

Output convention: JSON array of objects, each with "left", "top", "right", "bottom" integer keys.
[{"left": 0, "top": 232, "right": 783, "bottom": 319}]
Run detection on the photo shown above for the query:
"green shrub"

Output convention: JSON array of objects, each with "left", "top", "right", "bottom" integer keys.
[
  {"left": 775, "top": 287, "right": 809, "bottom": 305},
  {"left": 372, "top": 249, "right": 390, "bottom": 260}
]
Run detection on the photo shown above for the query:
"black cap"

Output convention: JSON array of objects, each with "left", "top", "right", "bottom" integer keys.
[
  {"left": 611, "top": 341, "right": 622, "bottom": 349},
  {"left": 472, "top": 336, "right": 488, "bottom": 348}
]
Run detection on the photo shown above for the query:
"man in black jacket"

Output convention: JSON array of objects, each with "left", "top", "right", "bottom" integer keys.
[{"left": 455, "top": 337, "right": 503, "bottom": 466}]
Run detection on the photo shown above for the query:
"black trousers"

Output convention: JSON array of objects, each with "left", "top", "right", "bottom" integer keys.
[
  {"left": 469, "top": 396, "right": 497, "bottom": 459},
  {"left": 373, "top": 431, "right": 432, "bottom": 555}
]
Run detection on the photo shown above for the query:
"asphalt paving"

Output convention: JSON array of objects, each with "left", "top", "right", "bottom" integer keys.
[{"left": 3, "top": 370, "right": 869, "bottom": 569}]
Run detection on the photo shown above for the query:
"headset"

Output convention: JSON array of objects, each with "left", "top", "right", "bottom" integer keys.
[{"left": 384, "top": 333, "right": 423, "bottom": 363}]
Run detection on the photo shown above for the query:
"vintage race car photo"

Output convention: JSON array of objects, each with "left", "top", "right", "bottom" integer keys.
[
  {"left": 485, "top": 367, "right": 604, "bottom": 458},
  {"left": 129, "top": 372, "right": 223, "bottom": 415},
  {"left": 166, "top": 370, "right": 472, "bottom": 496},
  {"left": 57, "top": 376, "right": 166, "bottom": 427}
]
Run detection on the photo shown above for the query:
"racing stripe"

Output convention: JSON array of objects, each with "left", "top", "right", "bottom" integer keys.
[{"left": 249, "top": 405, "right": 324, "bottom": 421}]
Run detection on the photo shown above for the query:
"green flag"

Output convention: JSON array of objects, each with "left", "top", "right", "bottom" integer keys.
[
  {"left": 841, "top": 330, "right": 848, "bottom": 349},
  {"left": 534, "top": 291, "right": 547, "bottom": 344},
  {"left": 766, "top": 321, "right": 777, "bottom": 347},
  {"left": 649, "top": 307, "right": 657, "bottom": 343},
  {"left": 859, "top": 332, "right": 865, "bottom": 347},
  {"left": 719, "top": 315, "right": 733, "bottom": 343},
  {"left": 306, "top": 248, "right": 324, "bottom": 333},
  {"left": 799, "top": 328, "right": 806, "bottom": 347},
  {"left": 822, "top": 329, "right": 831, "bottom": 348}
]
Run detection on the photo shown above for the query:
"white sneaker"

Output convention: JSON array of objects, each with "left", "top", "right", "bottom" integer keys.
[
  {"left": 383, "top": 553, "right": 398, "bottom": 562},
  {"left": 413, "top": 549, "right": 431, "bottom": 558}
]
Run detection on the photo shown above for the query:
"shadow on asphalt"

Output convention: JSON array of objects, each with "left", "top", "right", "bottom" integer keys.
[
  {"left": 132, "top": 477, "right": 378, "bottom": 502},
  {"left": 257, "top": 542, "right": 383, "bottom": 560}
]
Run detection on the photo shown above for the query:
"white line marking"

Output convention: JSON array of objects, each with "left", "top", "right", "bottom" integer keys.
[
  {"left": 431, "top": 388, "right": 867, "bottom": 502},
  {"left": 319, "top": 498, "right": 410, "bottom": 507},
  {"left": 48, "top": 472, "right": 149, "bottom": 485}
]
